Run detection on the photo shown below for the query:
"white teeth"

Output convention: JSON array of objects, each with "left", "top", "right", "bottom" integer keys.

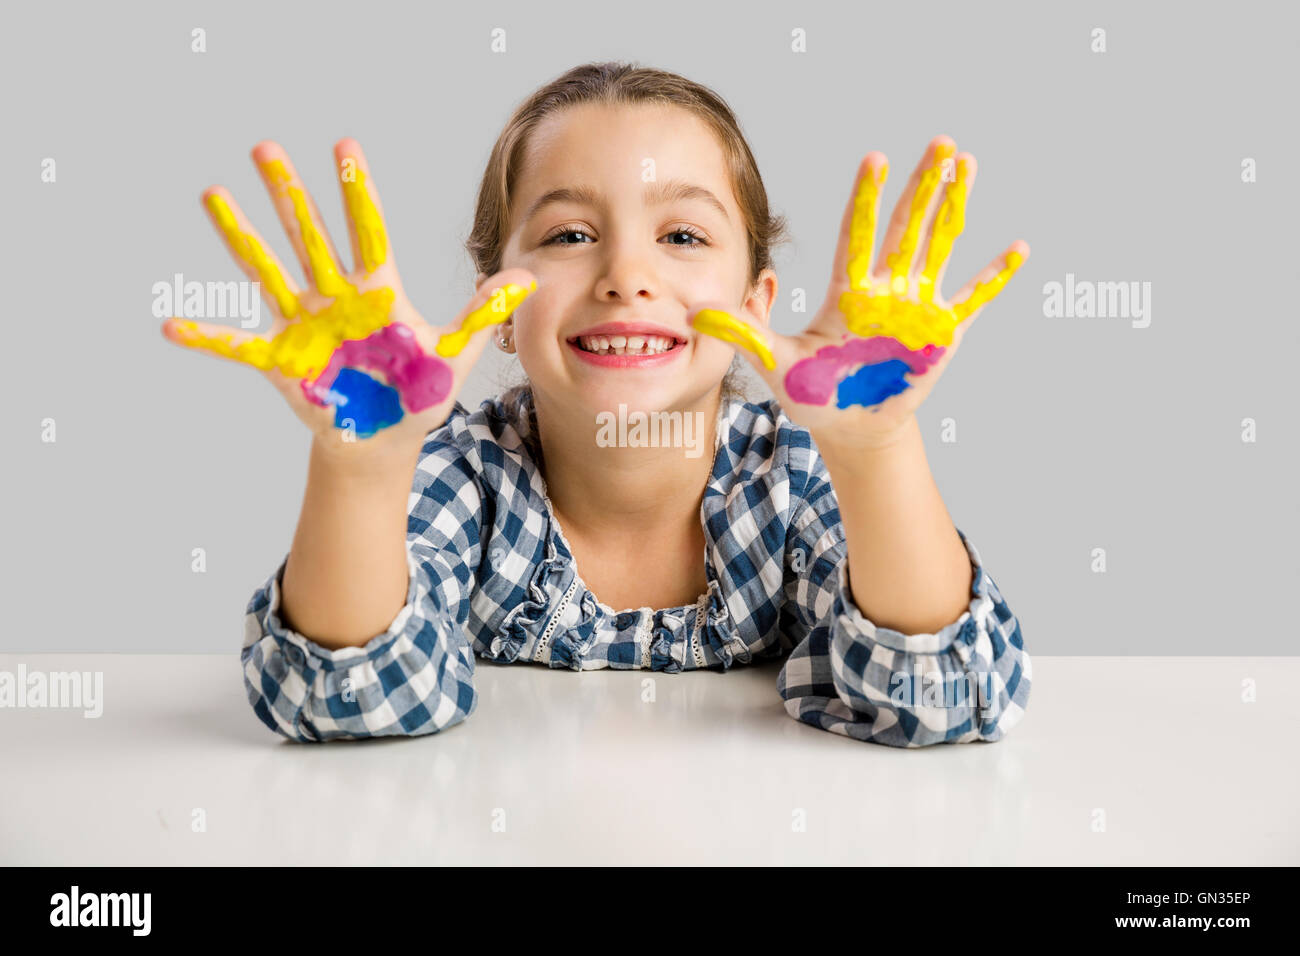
[{"left": 577, "top": 333, "right": 677, "bottom": 355}]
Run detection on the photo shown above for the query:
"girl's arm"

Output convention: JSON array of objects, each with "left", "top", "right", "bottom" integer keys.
[
  {"left": 692, "top": 135, "right": 1033, "bottom": 745},
  {"left": 242, "top": 406, "right": 488, "bottom": 742},
  {"left": 775, "top": 429, "right": 1032, "bottom": 747},
  {"left": 279, "top": 437, "right": 426, "bottom": 650},
  {"left": 159, "top": 138, "right": 530, "bottom": 741},
  {"left": 813, "top": 414, "right": 972, "bottom": 635}
]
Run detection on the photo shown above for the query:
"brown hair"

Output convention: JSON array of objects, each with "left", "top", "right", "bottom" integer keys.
[{"left": 466, "top": 61, "right": 789, "bottom": 408}]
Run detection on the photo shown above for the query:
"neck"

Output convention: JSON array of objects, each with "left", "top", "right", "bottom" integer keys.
[{"left": 531, "top": 388, "right": 723, "bottom": 539}]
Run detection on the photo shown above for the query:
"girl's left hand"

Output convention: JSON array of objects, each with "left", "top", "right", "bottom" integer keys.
[{"left": 690, "top": 135, "right": 1029, "bottom": 450}]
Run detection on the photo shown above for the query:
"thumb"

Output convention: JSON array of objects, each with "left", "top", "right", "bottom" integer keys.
[
  {"left": 688, "top": 304, "right": 791, "bottom": 380},
  {"left": 434, "top": 270, "right": 537, "bottom": 359}
]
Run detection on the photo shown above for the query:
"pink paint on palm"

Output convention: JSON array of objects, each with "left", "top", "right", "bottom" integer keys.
[
  {"left": 301, "top": 321, "right": 453, "bottom": 413},
  {"left": 785, "top": 337, "right": 946, "bottom": 406}
]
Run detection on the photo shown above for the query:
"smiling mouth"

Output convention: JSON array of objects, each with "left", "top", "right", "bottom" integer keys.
[{"left": 569, "top": 333, "right": 685, "bottom": 357}]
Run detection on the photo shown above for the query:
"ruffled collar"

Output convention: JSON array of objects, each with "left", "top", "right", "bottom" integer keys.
[{"left": 487, "top": 387, "right": 750, "bottom": 668}]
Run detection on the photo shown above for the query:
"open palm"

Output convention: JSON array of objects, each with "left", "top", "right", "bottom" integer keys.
[
  {"left": 160, "top": 137, "right": 534, "bottom": 451},
  {"left": 691, "top": 135, "right": 1028, "bottom": 447}
]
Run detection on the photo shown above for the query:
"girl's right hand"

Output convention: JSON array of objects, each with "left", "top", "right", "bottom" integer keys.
[{"left": 160, "top": 137, "right": 535, "bottom": 463}]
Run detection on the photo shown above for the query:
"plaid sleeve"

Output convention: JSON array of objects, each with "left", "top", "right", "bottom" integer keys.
[
  {"left": 776, "top": 437, "right": 1033, "bottom": 748},
  {"left": 240, "top": 403, "right": 486, "bottom": 743}
]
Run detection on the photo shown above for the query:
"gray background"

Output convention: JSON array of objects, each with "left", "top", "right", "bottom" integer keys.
[{"left": 2, "top": 0, "right": 1294, "bottom": 654}]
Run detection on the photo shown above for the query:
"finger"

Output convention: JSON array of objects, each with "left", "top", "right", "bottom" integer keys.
[
  {"left": 688, "top": 304, "right": 795, "bottom": 378},
  {"left": 951, "top": 241, "right": 1030, "bottom": 323},
  {"left": 163, "top": 308, "right": 350, "bottom": 380},
  {"left": 875, "top": 136, "right": 957, "bottom": 293},
  {"left": 333, "top": 138, "right": 392, "bottom": 275},
  {"left": 435, "top": 269, "right": 538, "bottom": 358},
  {"left": 161, "top": 317, "right": 276, "bottom": 370},
  {"left": 827, "top": 153, "right": 888, "bottom": 299},
  {"left": 251, "top": 141, "right": 350, "bottom": 297},
  {"left": 201, "top": 186, "right": 302, "bottom": 320},
  {"left": 917, "top": 153, "right": 975, "bottom": 304}
]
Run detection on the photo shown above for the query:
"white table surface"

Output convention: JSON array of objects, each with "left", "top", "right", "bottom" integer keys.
[{"left": 2, "top": 654, "right": 1296, "bottom": 866}]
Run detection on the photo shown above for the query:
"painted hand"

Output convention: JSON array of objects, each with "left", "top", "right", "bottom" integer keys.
[
  {"left": 690, "top": 135, "right": 1028, "bottom": 447},
  {"left": 160, "top": 138, "right": 535, "bottom": 443}
]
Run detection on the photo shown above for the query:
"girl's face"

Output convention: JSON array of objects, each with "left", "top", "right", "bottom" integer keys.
[{"left": 498, "top": 101, "right": 774, "bottom": 417}]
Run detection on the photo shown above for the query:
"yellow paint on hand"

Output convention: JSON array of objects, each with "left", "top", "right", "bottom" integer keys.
[
  {"left": 838, "top": 283, "right": 959, "bottom": 350},
  {"left": 692, "top": 309, "right": 776, "bottom": 370},
  {"left": 834, "top": 145, "right": 1021, "bottom": 349},
  {"left": 259, "top": 159, "right": 348, "bottom": 297},
  {"left": 178, "top": 155, "right": 410, "bottom": 380},
  {"left": 340, "top": 163, "right": 389, "bottom": 273},
  {"left": 886, "top": 142, "right": 957, "bottom": 294},
  {"left": 917, "top": 156, "right": 970, "bottom": 303},
  {"left": 204, "top": 193, "right": 299, "bottom": 319},
  {"left": 171, "top": 285, "right": 397, "bottom": 378},
  {"left": 435, "top": 281, "right": 537, "bottom": 358},
  {"left": 845, "top": 162, "right": 888, "bottom": 292},
  {"left": 953, "top": 249, "right": 1026, "bottom": 322},
  {"left": 838, "top": 249, "right": 1024, "bottom": 349}
]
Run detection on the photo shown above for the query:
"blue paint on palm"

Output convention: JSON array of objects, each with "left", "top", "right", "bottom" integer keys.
[
  {"left": 329, "top": 367, "right": 405, "bottom": 437},
  {"left": 834, "top": 359, "right": 911, "bottom": 410}
]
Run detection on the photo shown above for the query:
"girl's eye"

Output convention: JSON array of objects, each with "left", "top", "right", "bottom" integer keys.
[
  {"left": 662, "top": 226, "right": 710, "bottom": 249},
  {"left": 542, "top": 227, "right": 595, "bottom": 246}
]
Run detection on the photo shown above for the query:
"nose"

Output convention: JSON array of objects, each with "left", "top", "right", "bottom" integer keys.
[{"left": 595, "top": 239, "right": 657, "bottom": 302}]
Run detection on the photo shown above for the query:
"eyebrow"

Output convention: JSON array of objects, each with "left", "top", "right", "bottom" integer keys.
[{"left": 522, "top": 179, "right": 731, "bottom": 226}]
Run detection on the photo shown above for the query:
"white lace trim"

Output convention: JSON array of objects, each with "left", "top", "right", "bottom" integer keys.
[
  {"left": 637, "top": 613, "right": 655, "bottom": 669},
  {"left": 688, "top": 591, "right": 709, "bottom": 668},
  {"left": 533, "top": 577, "right": 579, "bottom": 664}
]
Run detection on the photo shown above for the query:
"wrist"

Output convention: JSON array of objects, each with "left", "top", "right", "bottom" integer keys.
[
  {"left": 309, "top": 430, "right": 425, "bottom": 482},
  {"left": 810, "top": 413, "right": 919, "bottom": 467}
]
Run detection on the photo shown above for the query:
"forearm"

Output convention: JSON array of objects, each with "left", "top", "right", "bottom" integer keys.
[
  {"left": 279, "top": 437, "right": 424, "bottom": 650},
  {"left": 812, "top": 414, "right": 972, "bottom": 634}
]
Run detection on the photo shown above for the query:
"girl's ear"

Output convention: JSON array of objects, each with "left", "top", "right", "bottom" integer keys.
[{"left": 745, "top": 267, "right": 779, "bottom": 329}]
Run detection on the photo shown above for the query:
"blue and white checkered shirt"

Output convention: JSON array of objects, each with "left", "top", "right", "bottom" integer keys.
[{"left": 242, "top": 388, "right": 1032, "bottom": 747}]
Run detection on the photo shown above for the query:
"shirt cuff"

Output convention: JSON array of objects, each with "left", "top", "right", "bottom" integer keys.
[
  {"left": 834, "top": 528, "right": 994, "bottom": 656},
  {"left": 259, "top": 549, "right": 425, "bottom": 667}
]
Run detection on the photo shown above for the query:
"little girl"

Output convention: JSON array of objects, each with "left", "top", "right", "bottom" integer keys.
[{"left": 163, "top": 61, "right": 1032, "bottom": 748}]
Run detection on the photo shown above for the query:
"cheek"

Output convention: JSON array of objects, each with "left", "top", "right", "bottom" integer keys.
[
  {"left": 509, "top": 293, "right": 562, "bottom": 349},
  {"left": 690, "top": 331, "right": 739, "bottom": 372},
  {"left": 676, "top": 269, "right": 737, "bottom": 303},
  {"left": 655, "top": 266, "right": 726, "bottom": 321},
  {"left": 507, "top": 301, "right": 571, "bottom": 382}
]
